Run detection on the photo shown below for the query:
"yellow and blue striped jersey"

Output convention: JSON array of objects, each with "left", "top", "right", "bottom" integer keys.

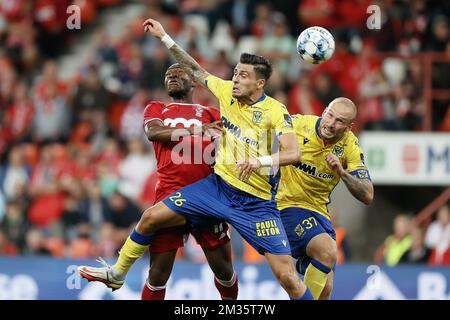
[
  {"left": 205, "top": 75, "right": 294, "bottom": 200},
  {"left": 276, "top": 114, "right": 370, "bottom": 219}
]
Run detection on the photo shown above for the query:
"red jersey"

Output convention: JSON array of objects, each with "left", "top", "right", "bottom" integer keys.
[{"left": 143, "top": 101, "right": 220, "bottom": 202}]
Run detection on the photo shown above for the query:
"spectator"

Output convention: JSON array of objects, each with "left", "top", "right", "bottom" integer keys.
[
  {"left": 314, "top": 73, "right": 343, "bottom": 108},
  {"left": 426, "top": 15, "right": 449, "bottom": 52},
  {"left": 0, "top": 145, "right": 31, "bottom": 200},
  {"left": 23, "top": 228, "right": 51, "bottom": 256},
  {"left": 0, "top": 199, "right": 29, "bottom": 252},
  {"left": 288, "top": 75, "right": 324, "bottom": 116},
  {"left": 0, "top": 229, "right": 18, "bottom": 256},
  {"left": 298, "top": 0, "right": 337, "bottom": 29},
  {"left": 79, "top": 183, "right": 112, "bottom": 241},
  {"left": 424, "top": 204, "right": 450, "bottom": 264},
  {"left": 95, "top": 223, "right": 117, "bottom": 258},
  {"left": 119, "top": 89, "right": 149, "bottom": 141},
  {"left": 27, "top": 143, "right": 65, "bottom": 228},
  {"left": 399, "top": 225, "right": 431, "bottom": 263},
  {"left": 4, "top": 81, "right": 34, "bottom": 143},
  {"left": 67, "top": 223, "right": 95, "bottom": 258},
  {"left": 107, "top": 191, "right": 140, "bottom": 241},
  {"left": 72, "top": 64, "right": 112, "bottom": 123},
  {"left": 374, "top": 214, "right": 413, "bottom": 266},
  {"left": 118, "top": 139, "right": 156, "bottom": 201},
  {"left": 32, "top": 61, "right": 71, "bottom": 142},
  {"left": 250, "top": 1, "right": 273, "bottom": 38},
  {"left": 60, "top": 195, "right": 82, "bottom": 242},
  {"left": 258, "top": 12, "right": 295, "bottom": 77}
]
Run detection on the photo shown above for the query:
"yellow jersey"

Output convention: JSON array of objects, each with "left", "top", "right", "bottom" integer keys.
[
  {"left": 276, "top": 115, "right": 370, "bottom": 219},
  {"left": 205, "top": 75, "right": 294, "bottom": 200}
]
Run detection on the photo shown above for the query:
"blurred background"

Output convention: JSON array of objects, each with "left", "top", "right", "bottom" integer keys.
[{"left": 0, "top": 0, "right": 449, "bottom": 299}]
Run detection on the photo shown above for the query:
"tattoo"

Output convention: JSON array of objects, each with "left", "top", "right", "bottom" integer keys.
[
  {"left": 341, "top": 172, "right": 372, "bottom": 204},
  {"left": 169, "top": 44, "right": 209, "bottom": 85}
]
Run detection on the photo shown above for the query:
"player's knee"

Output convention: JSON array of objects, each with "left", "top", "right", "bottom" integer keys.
[
  {"left": 311, "top": 242, "right": 337, "bottom": 267},
  {"left": 211, "top": 263, "right": 234, "bottom": 281},
  {"left": 148, "top": 267, "right": 171, "bottom": 286},
  {"left": 139, "top": 208, "right": 158, "bottom": 233}
]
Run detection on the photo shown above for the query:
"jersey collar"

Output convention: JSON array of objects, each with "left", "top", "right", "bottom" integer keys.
[
  {"left": 249, "top": 92, "right": 267, "bottom": 106},
  {"left": 315, "top": 117, "right": 322, "bottom": 137}
]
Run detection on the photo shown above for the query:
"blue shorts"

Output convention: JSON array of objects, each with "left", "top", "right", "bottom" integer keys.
[
  {"left": 162, "top": 173, "right": 291, "bottom": 255},
  {"left": 280, "top": 207, "right": 336, "bottom": 274}
]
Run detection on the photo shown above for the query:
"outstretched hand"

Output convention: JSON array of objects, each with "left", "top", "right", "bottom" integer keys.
[
  {"left": 143, "top": 18, "right": 166, "bottom": 38},
  {"left": 188, "top": 120, "right": 223, "bottom": 139},
  {"left": 202, "top": 120, "right": 223, "bottom": 139},
  {"left": 235, "top": 158, "right": 261, "bottom": 182}
]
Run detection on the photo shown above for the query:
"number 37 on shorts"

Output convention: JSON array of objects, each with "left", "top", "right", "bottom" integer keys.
[{"left": 168, "top": 192, "right": 186, "bottom": 207}]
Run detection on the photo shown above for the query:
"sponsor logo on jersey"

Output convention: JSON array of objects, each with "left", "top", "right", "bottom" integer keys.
[
  {"left": 164, "top": 118, "right": 202, "bottom": 128},
  {"left": 221, "top": 116, "right": 258, "bottom": 147},
  {"left": 294, "top": 161, "right": 335, "bottom": 180}
]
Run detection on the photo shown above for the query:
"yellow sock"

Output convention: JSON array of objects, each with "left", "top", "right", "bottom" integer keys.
[
  {"left": 114, "top": 236, "right": 149, "bottom": 276},
  {"left": 304, "top": 258, "right": 331, "bottom": 300}
]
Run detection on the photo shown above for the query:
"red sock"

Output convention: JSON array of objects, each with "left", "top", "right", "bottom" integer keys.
[
  {"left": 214, "top": 272, "right": 238, "bottom": 300},
  {"left": 141, "top": 282, "right": 166, "bottom": 300}
]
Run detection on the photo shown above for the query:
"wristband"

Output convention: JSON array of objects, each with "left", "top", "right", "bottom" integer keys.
[
  {"left": 161, "top": 34, "right": 175, "bottom": 49},
  {"left": 257, "top": 155, "right": 273, "bottom": 167}
]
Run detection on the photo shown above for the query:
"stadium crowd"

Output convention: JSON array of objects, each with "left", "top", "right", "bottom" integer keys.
[{"left": 0, "top": 0, "right": 449, "bottom": 264}]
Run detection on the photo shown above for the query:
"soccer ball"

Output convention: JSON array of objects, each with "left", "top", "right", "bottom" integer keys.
[{"left": 296, "top": 26, "right": 335, "bottom": 64}]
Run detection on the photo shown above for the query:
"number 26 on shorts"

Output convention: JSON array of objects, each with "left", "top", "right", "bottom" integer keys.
[{"left": 168, "top": 192, "right": 186, "bottom": 207}]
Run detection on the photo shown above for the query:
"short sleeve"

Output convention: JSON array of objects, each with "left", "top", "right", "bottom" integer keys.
[
  {"left": 205, "top": 75, "right": 233, "bottom": 102},
  {"left": 271, "top": 105, "right": 294, "bottom": 136},
  {"left": 143, "top": 102, "right": 165, "bottom": 127},
  {"left": 208, "top": 107, "right": 221, "bottom": 122},
  {"left": 347, "top": 138, "right": 371, "bottom": 180}
]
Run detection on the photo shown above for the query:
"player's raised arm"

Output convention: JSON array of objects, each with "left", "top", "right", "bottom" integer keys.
[
  {"left": 143, "top": 18, "right": 211, "bottom": 87},
  {"left": 325, "top": 153, "right": 374, "bottom": 205},
  {"left": 274, "top": 132, "right": 301, "bottom": 167}
]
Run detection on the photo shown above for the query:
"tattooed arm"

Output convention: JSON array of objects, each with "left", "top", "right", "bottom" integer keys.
[
  {"left": 143, "top": 18, "right": 211, "bottom": 87},
  {"left": 326, "top": 153, "right": 374, "bottom": 205}
]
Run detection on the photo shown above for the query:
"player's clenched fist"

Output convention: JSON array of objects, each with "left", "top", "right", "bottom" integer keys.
[
  {"left": 235, "top": 158, "right": 261, "bottom": 182},
  {"left": 325, "top": 153, "right": 345, "bottom": 176},
  {"left": 202, "top": 120, "right": 223, "bottom": 139},
  {"left": 143, "top": 18, "right": 166, "bottom": 38},
  {"left": 187, "top": 121, "right": 223, "bottom": 139}
]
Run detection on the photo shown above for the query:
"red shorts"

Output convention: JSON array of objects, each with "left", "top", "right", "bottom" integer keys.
[{"left": 149, "top": 222, "right": 230, "bottom": 253}]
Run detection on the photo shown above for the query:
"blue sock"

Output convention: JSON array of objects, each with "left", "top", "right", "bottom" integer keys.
[
  {"left": 290, "top": 287, "right": 314, "bottom": 300},
  {"left": 130, "top": 229, "right": 154, "bottom": 245}
]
